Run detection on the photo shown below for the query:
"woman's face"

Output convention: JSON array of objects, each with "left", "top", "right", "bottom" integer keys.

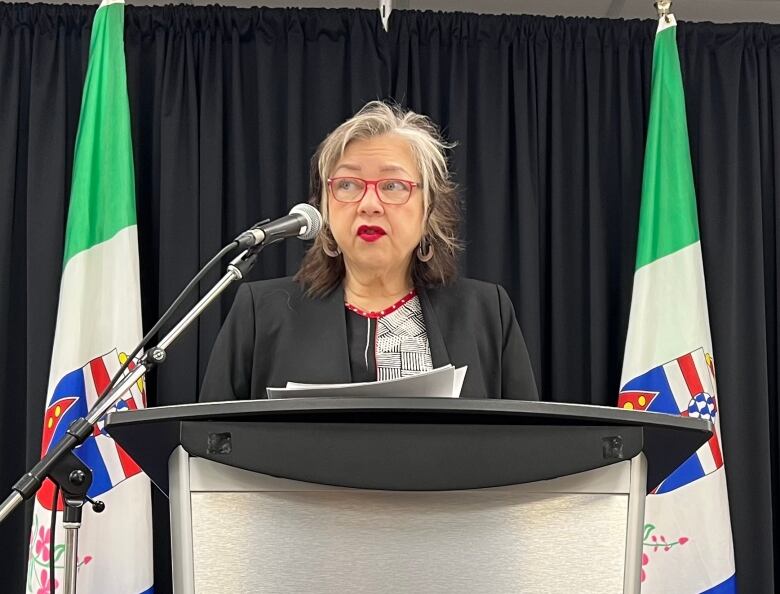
[{"left": 327, "top": 134, "right": 425, "bottom": 279}]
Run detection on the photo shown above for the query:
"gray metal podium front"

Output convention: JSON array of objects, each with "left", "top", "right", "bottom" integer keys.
[
  {"left": 104, "top": 398, "right": 712, "bottom": 594},
  {"left": 170, "top": 447, "right": 646, "bottom": 594}
]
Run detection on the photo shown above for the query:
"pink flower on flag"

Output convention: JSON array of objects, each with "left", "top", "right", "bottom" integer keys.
[
  {"left": 37, "top": 569, "right": 58, "bottom": 594},
  {"left": 35, "top": 527, "right": 51, "bottom": 563},
  {"left": 642, "top": 523, "right": 691, "bottom": 583}
]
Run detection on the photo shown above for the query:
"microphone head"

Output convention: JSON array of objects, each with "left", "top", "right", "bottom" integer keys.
[{"left": 289, "top": 203, "right": 323, "bottom": 241}]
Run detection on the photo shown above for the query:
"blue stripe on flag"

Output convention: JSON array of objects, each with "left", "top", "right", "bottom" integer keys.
[
  {"left": 701, "top": 573, "right": 736, "bottom": 593},
  {"left": 655, "top": 451, "right": 705, "bottom": 493},
  {"left": 622, "top": 366, "right": 680, "bottom": 415},
  {"left": 46, "top": 373, "right": 87, "bottom": 453},
  {"left": 75, "top": 435, "right": 114, "bottom": 496},
  {"left": 47, "top": 364, "right": 116, "bottom": 496},
  {"left": 50, "top": 366, "right": 87, "bottom": 407}
]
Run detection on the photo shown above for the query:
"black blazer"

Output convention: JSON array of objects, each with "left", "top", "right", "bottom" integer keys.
[{"left": 199, "top": 276, "right": 538, "bottom": 401}]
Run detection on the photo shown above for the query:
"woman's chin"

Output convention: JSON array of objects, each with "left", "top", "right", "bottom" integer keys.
[{"left": 345, "top": 250, "right": 404, "bottom": 274}]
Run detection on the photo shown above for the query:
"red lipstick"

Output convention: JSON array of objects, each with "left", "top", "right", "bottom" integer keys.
[{"left": 357, "top": 225, "right": 386, "bottom": 243}]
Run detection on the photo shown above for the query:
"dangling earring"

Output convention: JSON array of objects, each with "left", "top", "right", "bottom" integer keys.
[
  {"left": 322, "top": 232, "right": 341, "bottom": 258},
  {"left": 417, "top": 236, "right": 434, "bottom": 262}
]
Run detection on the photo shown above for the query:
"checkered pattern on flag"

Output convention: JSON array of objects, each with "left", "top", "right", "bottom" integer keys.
[
  {"left": 619, "top": 14, "right": 735, "bottom": 593},
  {"left": 25, "top": 1, "right": 154, "bottom": 592},
  {"left": 620, "top": 348, "right": 724, "bottom": 494}
]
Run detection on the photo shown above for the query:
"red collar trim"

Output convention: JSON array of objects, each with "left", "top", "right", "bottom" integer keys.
[{"left": 345, "top": 289, "right": 417, "bottom": 319}]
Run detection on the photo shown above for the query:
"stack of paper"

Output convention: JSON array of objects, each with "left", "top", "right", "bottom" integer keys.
[{"left": 266, "top": 365, "right": 467, "bottom": 399}]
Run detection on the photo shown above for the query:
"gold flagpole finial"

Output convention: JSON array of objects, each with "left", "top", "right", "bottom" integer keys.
[{"left": 654, "top": 0, "right": 672, "bottom": 21}]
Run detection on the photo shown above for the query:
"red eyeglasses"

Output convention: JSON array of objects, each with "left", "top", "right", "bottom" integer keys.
[{"left": 327, "top": 177, "right": 419, "bottom": 205}]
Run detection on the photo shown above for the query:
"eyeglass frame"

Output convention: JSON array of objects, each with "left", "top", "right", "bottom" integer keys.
[{"left": 326, "top": 176, "right": 420, "bottom": 205}]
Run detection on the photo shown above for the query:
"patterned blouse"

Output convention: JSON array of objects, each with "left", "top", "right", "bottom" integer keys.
[{"left": 345, "top": 289, "right": 434, "bottom": 382}]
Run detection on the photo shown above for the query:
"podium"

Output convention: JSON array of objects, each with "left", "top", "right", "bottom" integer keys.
[{"left": 105, "top": 398, "right": 712, "bottom": 594}]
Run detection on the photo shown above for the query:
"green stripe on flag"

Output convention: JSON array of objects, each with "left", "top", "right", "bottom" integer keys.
[
  {"left": 63, "top": 1, "right": 136, "bottom": 265},
  {"left": 635, "top": 25, "right": 700, "bottom": 270}
]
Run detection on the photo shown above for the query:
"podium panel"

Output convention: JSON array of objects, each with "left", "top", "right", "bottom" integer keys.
[{"left": 171, "top": 448, "right": 647, "bottom": 594}]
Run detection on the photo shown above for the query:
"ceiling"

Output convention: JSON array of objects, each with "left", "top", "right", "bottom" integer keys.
[{"left": 10, "top": 0, "right": 780, "bottom": 24}]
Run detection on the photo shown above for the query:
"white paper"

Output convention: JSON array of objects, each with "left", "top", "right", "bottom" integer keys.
[
  {"left": 452, "top": 366, "right": 468, "bottom": 397},
  {"left": 267, "top": 365, "right": 468, "bottom": 399}
]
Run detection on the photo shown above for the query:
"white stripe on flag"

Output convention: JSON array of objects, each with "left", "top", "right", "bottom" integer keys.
[
  {"left": 82, "top": 363, "right": 101, "bottom": 409},
  {"left": 46, "top": 227, "right": 143, "bottom": 397},
  {"left": 697, "top": 441, "right": 719, "bottom": 475},
  {"left": 128, "top": 382, "right": 144, "bottom": 409},
  {"left": 73, "top": 473, "right": 154, "bottom": 593},
  {"left": 101, "top": 350, "right": 134, "bottom": 410},
  {"left": 94, "top": 434, "right": 125, "bottom": 485},
  {"left": 642, "top": 467, "right": 734, "bottom": 592},
  {"left": 619, "top": 243, "right": 713, "bottom": 387},
  {"left": 103, "top": 350, "right": 122, "bottom": 382},
  {"left": 662, "top": 360, "right": 691, "bottom": 412}
]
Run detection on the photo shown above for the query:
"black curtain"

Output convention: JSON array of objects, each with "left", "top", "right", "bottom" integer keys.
[{"left": 0, "top": 4, "right": 777, "bottom": 593}]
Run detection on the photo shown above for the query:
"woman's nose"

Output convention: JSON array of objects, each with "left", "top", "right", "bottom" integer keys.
[{"left": 358, "top": 183, "right": 385, "bottom": 214}]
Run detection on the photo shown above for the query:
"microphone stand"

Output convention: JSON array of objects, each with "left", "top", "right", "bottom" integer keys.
[{"left": 0, "top": 245, "right": 263, "bottom": 594}]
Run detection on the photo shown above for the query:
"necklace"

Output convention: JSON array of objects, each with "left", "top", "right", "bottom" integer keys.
[{"left": 344, "top": 285, "right": 414, "bottom": 313}]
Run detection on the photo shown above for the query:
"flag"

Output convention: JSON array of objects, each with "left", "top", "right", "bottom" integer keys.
[
  {"left": 619, "top": 14, "right": 736, "bottom": 593},
  {"left": 26, "top": 0, "right": 154, "bottom": 592}
]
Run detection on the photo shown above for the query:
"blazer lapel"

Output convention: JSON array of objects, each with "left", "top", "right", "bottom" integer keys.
[
  {"left": 418, "top": 286, "right": 451, "bottom": 368},
  {"left": 418, "top": 283, "right": 485, "bottom": 398},
  {"left": 292, "top": 284, "right": 353, "bottom": 383}
]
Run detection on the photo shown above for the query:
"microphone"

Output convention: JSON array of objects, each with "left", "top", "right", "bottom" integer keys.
[{"left": 235, "top": 203, "right": 322, "bottom": 249}]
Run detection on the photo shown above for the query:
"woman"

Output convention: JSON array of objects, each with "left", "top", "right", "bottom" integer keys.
[{"left": 199, "top": 101, "right": 537, "bottom": 401}]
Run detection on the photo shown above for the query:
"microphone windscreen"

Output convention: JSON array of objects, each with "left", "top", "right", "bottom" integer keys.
[{"left": 290, "top": 203, "right": 322, "bottom": 240}]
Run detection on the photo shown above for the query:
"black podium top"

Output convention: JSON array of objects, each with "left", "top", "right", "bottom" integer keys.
[{"left": 105, "top": 398, "right": 712, "bottom": 494}]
